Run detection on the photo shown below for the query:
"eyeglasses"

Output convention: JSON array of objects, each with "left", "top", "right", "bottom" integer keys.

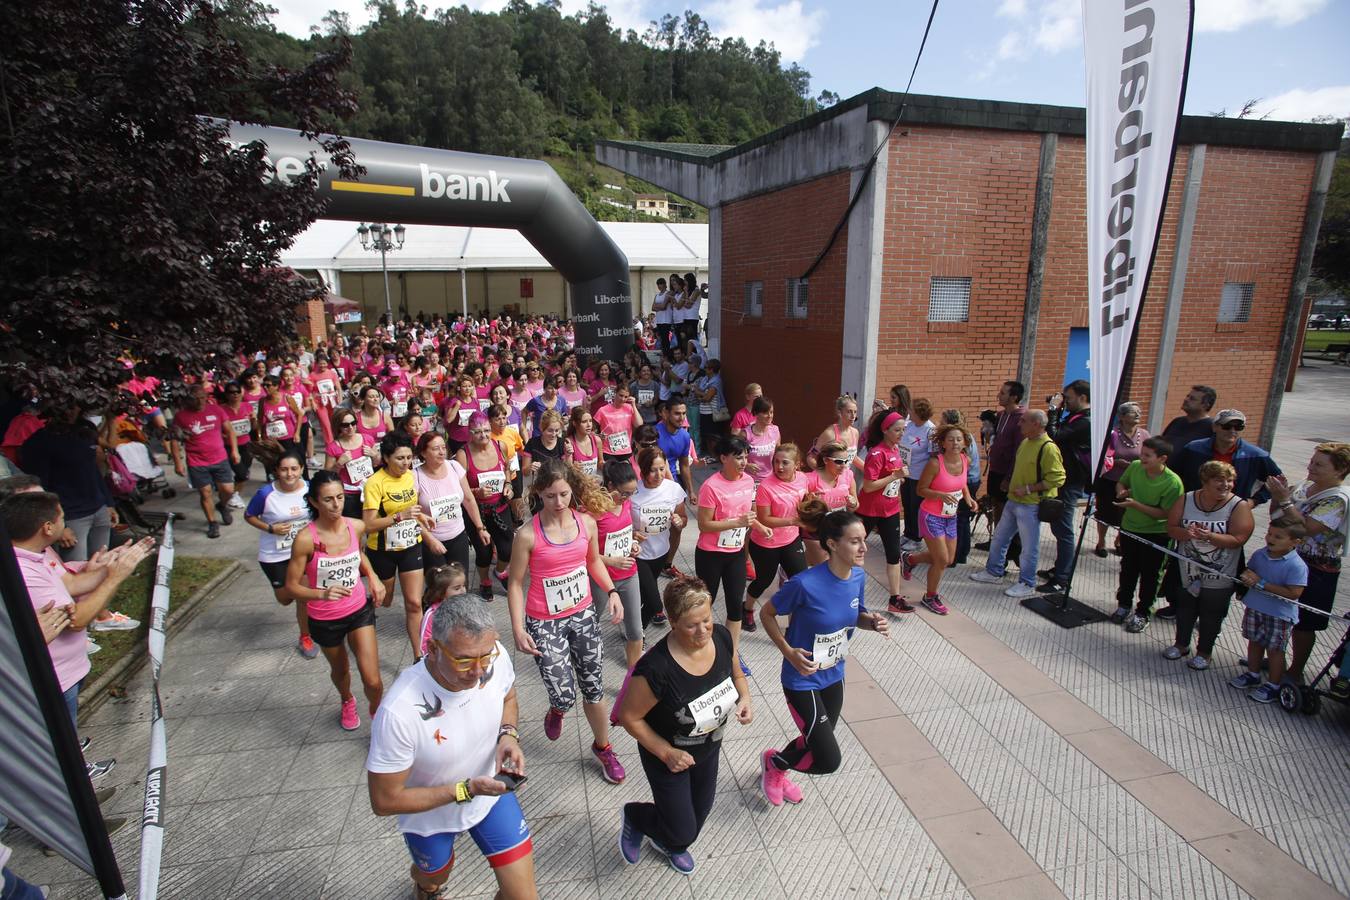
[
  {"left": 1220, "top": 422, "right": 1245, "bottom": 431},
  {"left": 445, "top": 648, "right": 500, "bottom": 671}
]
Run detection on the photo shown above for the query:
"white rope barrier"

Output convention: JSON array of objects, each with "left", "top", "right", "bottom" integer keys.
[{"left": 137, "top": 514, "right": 174, "bottom": 900}]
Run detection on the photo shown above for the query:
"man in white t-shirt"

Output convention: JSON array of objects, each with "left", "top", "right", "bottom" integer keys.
[{"left": 367, "top": 600, "right": 536, "bottom": 900}]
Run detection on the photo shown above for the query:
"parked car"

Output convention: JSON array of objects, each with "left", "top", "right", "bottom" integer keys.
[{"left": 1309, "top": 314, "right": 1329, "bottom": 329}]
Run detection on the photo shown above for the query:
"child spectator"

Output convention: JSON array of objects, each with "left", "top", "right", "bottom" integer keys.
[{"left": 1229, "top": 522, "right": 1308, "bottom": 703}]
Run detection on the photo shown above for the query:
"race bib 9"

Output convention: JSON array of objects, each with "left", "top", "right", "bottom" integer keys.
[
  {"left": 687, "top": 677, "right": 736, "bottom": 736},
  {"left": 813, "top": 628, "right": 850, "bottom": 670},
  {"left": 717, "top": 527, "right": 747, "bottom": 550},
  {"left": 542, "top": 565, "right": 588, "bottom": 615},
  {"left": 345, "top": 455, "right": 374, "bottom": 484},
  {"left": 477, "top": 471, "right": 506, "bottom": 496},
  {"left": 317, "top": 552, "right": 360, "bottom": 590},
  {"left": 265, "top": 419, "right": 288, "bottom": 438},
  {"left": 387, "top": 517, "right": 420, "bottom": 551},
  {"left": 428, "top": 495, "right": 461, "bottom": 524},
  {"left": 604, "top": 526, "right": 633, "bottom": 559}
]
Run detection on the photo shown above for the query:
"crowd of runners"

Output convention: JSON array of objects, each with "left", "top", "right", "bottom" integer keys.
[{"left": 2, "top": 300, "right": 1348, "bottom": 899}]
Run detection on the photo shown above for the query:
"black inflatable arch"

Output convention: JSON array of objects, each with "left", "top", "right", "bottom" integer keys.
[{"left": 226, "top": 121, "right": 634, "bottom": 361}]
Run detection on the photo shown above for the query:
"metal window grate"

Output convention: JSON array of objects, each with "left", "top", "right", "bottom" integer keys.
[
  {"left": 928, "top": 276, "right": 971, "bottom": 322},
  {"left": 786, "top": 278, "right": 809, "bottom": 319},
  {"left": 1218, "top": 281, "right": 1254, "bottom": 323},
  {"left": 744, "top": 280, "right": 763, "bottom": 317}
]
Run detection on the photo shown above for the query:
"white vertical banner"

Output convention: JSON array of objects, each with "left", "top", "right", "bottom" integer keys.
[{"left": 1083, "top": 0, "right": 1193, "bottom": 472}]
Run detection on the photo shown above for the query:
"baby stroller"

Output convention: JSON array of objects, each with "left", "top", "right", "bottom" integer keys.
[
  {"left": 114, "top": 441, "right": 176, "bottom": 502},
  {"left": 1278, "top": 613, "right": 1350, "bottom": 717}
]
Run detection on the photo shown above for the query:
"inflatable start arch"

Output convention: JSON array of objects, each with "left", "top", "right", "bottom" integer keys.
[{"left": 227, "top": 121, "right": 635, "bottom": 360}]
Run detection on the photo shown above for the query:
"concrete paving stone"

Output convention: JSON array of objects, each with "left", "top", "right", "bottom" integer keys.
[
  {"left": 840, "top": 679, "right": 904, "bottom": 723},
  {"left": 851, "top": 822, "right": 967, "bottom": 899},
  {"left": 919, "top": 807, "right": 1043, "bottom": 888},
  {"left": 1064, "top": 676, "right": 1169, "bottom": 729},
  {"left": 515, "top": 760, "right": 591, "bottom": 819},
  {"left": 161, "top": 795, "right": 277, "bottom": 867},
  {"left": 152, "top": 856, "right": 248, "bottom": 900},
  {"left": 1259, "top": 815, "right": 1350, "bottom": 897},
  {"left": 226, "top": 844, "right": 336, "bottom": 898},
  {"left": 1173, "top": 765, "right": 1307, "bottom": 831},
  {"left": 1218, "top": 701, "right": 1350, "bottom": 754},
  {"left": 165, "top": 709, "right": 269, "bottom": 756},
  {"left": 322, "top": 836, "right": 427, "bottom": 900},
  {"left": 160, "top": 647, "right": 244, "bottom": 683},
  {"left": 1191, "top": 829, "right": 1346, "bottom": 900},
  {"left": 990, "top": 786, "right": 1114, "bottom": 873},
  {"left": 1062, "top": 727, "right": 1174, "bottom": 784},
  {"left": 967, "top": 871, "right": 1066, "bottom": 900},
  {"left": 963, "top": 698, "right": 1060, "bottom": 748},
  {"left": 184, "top": 677, "right": 276, "bottom": 716},
  {"left": 907, "top": 707, "right": 998, "bottom": 757},
  {"left": 722, "top": 735, "right": 782, "bottom": 793},
  {"left": 944, "top": 746, "right": 1046, "bottom": 808},
  {"left": 1122, "top": 840, "right": 1253, "bottom": 900},
  {"left": 969, "top": 655, "right": 1062, "bottom": 699},
  {"left": 251, "top": 784, "right": 357, "bottom": 852},
  {"left": 823, "top": 721, "right": 885, "bottom": 776},
  {"left": 765, "top": 834, "right": 878, "bottom": 899},
  {"left": 255, "top": 671, "right": 345, "bottom": 710},
  {"left": 865, "top": 669, "right": 962, "bottom": 716},
  {"left": 819, "top": 769, "right": 916, "bottom": 834},
  {"left": 849, "top": 715, "right": 942, "bottom": 766},
  {"left": 1058, "top": 782, "right": 1186, "bottom": 857},
  {"left": 1124, "top": 714, "right": 1244, "bottom": 773},
  {"left": 881, "top": 758, "right": 986, "bottom": 822},
  {"left": 1023, "top": 651, "right": 1116, "bottom": 698},
  {"left": 1003, "top": 735, "right": 1111, "bottom": 797},
  {"left": 686, "top": 848, "right": 785, "bottom": 897},
  {"left": 219, "top": 647, "right": 293, "bottom": 680},
  {"left": 1047, "top": 855, "right": 1154, "bottom": 900},
  {"left": 194, "top": 744, "right": 302, "bottom": 803},
  {"left": 336, "top": 784, "right": 401, "bottom": 844},
  {"left": 282, "top": 736, "right": 373, "bottom": 792},
  {"left": 745, "top": 780, "right": 842, "bottom": 850},
  {"left": 1016, "top": 689, "right": 1112, "bottom": 736},
  {"left": 925, "top": 665, "right": 1009, "bottom": 709},
  {"left": 240, "top": 703, "right": 329, "bottom": 749},
  {"left": 528, "top": 811, "right": 600, "bottom": 885},
  {"left": 1242, "top": 750, "right": 1350, "bottom": 819},
  {"left": 589, "top": 820, "right": 694, "bottom": 897}
]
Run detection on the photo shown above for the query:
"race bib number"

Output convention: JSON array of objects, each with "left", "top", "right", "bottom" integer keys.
[
  {"left": 605, "top": 431, "right": 631, "bottom": 455},
  {"left": 387, "top": 517, "right": 420, "bottom": 551},
  {"left": 637, "top": 389, "right": 654, "bottom": 407},
  {"left": 392, "top": 401, "right": 408, "bottom": 418},
  {"left": 604, "top": 526, "right": 632, "bottom": 559},
  {"left": 478, "top": 398, "right": 492, "bottom": 411},
  {"left": 542, "top": 565, "right": 588, "bottom": 615},
  {"left": 428, "top": 495, "right": 461, "bottom": 525},
  {"left": 230, "top": 419, "right": 250, "bottom": 436},
  {"left": 687, "top": 677, "right": 736, "bottom": 737},
  {"left": 883, "top": 478, "right": 902, "bottom": 499},
  {"left": 345, "top": 455, "right": 374, "bottom": 484},
  {"left": 275, "top": 521, "right": 303, "bottom": 550},
  {"left": 316, "top": 380, "right": 337, "bottom": 399},
  {"left": 941, "top": 497, "right": 958, "bottom": 517},
  {"left": 317, "top": 552, "right": 359, "bottom": 590},
  {"left": 291, "top": 392, "right": 306, "bottom": 410},
  {"left": 477, "top": 470, "right": 506, "bottom": 495},
  {"left": 458, "top": 408, "right": 474, "bottom": 427},
  {"left": 897, "top": 446, "right": 912, "bottom": 468},
  {"left": 604, "top": 388, "right": 615, "bottom": 404},
  {"left": 717, "top": 527, "right": 747, "bottom": 550},
  {"left": 813, "top": 628, "right": 850, "bottom": 670},
  {"left": 641, "top": 506, "right": 672, "bottom": 534},
  {"left": 578, "top": 459, "right": 598, "bottom": 477},
  {"left": 509, "top": 454, "right": 520, "bottom": 473},
  {"left": 265, "top": 419, "right": 288, "bottom": 438}
]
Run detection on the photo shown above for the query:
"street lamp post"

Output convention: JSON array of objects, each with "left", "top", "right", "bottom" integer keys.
[{"left": 356, "top": 223, "right": 406, "bottom": 327}]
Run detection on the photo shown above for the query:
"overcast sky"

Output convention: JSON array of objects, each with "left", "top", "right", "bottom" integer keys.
[{"left": 265, "top": 0, "right": 1350, "bottom": 122}]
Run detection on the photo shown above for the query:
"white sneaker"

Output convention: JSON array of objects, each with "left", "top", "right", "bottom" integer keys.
[
  {"left": 968, "top": 570, "right": 1005, "bottom": 584},
  {"left": 306, "top": 456, "right": 322, "bottom": 469},
  {"left": 87, "top": 638, "right": 102, "bottom": 655},
  {"left": 89, "top": 611, "right": 140, "bottom": 632},
  {"left": 227, "top": 493, "right": 247, "bottom": 509},
  {"left": 1004, "top": 583, "right": 1037, "bottom": 599}
]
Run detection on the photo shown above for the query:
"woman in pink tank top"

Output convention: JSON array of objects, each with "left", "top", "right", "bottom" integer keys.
[
  {"left": 355, "top": 384, "right": 393, "bottom": 447},
  {"left": 565, "top": 406, "right": 602, "bottom": 479},
  {"left": 454, "top": 412, "right": 516, "bottom": 600},
  {"left": 810, "top": 395, "right": 862, "bottom": 474},
  {"left": 903, "top": 423, "right": 977, "bottom": 616},
  {"left": 506, "top": 458, "right": 628, "bottom": 785},
  {"left": 284, "top": 471, "right": 386, "bottom": 733},
  {"left": 803, "top": 439, "right": 860, "bottom": 565}
]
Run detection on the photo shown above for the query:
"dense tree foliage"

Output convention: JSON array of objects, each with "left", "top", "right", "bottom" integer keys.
[
  {"left": 221, "top": 0, "right": 829, "bottom": 217},
  {"left": 1312, "top": 149, "right": 1350, "bottom": 296},
  {"left": 0, "top": 0, "right": 357, "bottom": 412}
]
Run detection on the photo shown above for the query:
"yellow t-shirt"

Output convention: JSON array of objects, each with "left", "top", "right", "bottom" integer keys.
[{"left": 363, "top": 468, "right": 420, "bottom": 550}]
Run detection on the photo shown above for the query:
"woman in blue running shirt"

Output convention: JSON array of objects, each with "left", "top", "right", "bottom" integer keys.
[{"left": 756, "top": 511, "right": 889, "bottom": 806}]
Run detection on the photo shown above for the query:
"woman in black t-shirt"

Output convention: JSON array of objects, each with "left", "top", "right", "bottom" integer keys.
[{"left": 615, "top": 578, "right": 751, "bottom": 875}]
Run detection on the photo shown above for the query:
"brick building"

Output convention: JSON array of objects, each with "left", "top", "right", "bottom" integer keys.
[{"left": 598, "top": 90, "right": 1342, "bottom": 449}]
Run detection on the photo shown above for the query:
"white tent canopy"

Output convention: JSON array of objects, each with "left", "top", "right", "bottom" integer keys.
[{"left": 282, "top": 219, "right": 708, "bottom": 273}]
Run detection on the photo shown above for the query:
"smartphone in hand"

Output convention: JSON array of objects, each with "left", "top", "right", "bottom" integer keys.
[{"left": 494, "top": 771, "right": 527, "bottom": 791}]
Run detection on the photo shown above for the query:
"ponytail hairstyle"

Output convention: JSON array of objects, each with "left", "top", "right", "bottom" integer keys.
[
  {"left": 422, "top": 561, "right": 467, "bottom": 609},
  {"left": 306, "top": 469, "right": 344, "bottom": 518},
  {"left": 817, "top": 510, "right": 863, "bottom": 558}
]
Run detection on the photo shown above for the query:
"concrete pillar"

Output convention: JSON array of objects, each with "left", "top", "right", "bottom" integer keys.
[
  {"left": 840, "top": 120, "right": 890, "bottom": 405},
  {"left": 1261, "top": 149, "right": 1338, "bottom": 448},
  {"left": 1017, "top": 133, "right": 1057, "bottom": 387},
  {"left": 707, "top": 205, "right": 722, "bottom": 359},
  {"left": 1148, "top": 145, "right": 1206, "bottom": 434}
]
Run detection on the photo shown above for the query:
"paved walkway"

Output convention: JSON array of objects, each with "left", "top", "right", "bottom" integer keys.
[{"left": 9, "top": 364, "right": 1350, "bottom": 898}]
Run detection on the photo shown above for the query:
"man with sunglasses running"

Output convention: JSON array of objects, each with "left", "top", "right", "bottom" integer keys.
[{"left": 368, "top": 598, "right": 537, "bottom": 900}]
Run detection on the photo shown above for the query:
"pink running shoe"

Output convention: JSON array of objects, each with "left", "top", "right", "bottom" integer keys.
[
  {"left": 593, "top": 743, "right": 627, "bottom": 784},
  {"left": 760, "top": 749, "right": 785, "bottom": 807},
  {"left": 780, "top": 771, "right": 803, "bottom": 805},
  {"left": 339, "top": 696, "right": 359, "bottom": 731},
  {"left": 544, "top": 707, "right": 564, "bottom": 741}
]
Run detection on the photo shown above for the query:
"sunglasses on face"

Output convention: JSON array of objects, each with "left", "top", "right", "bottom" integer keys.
[
  {"left": 339, "top": 420, "right": 356, "bottom": 428},
  {"left": 826, "top": 457, "right": 849, "bottom": 466},
  {"left": 1220, "top": 422, "right": 1244, "bottom": 431}
]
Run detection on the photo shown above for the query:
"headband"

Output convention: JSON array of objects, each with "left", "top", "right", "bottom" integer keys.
[{"left": 882, "top": 412, "right": 904, "bottom": 431}]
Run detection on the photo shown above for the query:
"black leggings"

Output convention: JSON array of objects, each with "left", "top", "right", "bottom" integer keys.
[
  {"left": 635, "top": 556, "right": 666, "bottom": 628},
  {"left": 1118, "top": 529, "right": 1167, "bottom": 615},
  {"left": 342, "top": 491, "right": 364, "bottom": 520},
  {"left": 626, "top": 744, "right": 719, "bottom": 853},
  {"left": 861, "top": 513, "right": 902, "bottom": 565},
  {"left": 423, "top": 531, "right": 472, "bottom": 574},
  {"left": 772, "top": 681, "right": 845, "bottom": 775},
  {"left": 469, "top": 510, "right": 514, "bottom": 570},
  {"left": 901, "top": 478, "right": 921, "bottom": 541},
  {"left": 231, "top": 442, "right": 254, "bottom": 483},
  {"left": 1173, "top": 585, "right": 1235, "bottom": 656},
  {"left": 747, "top": 538, "right": 807, "bottom": 600},
  {"left": 694, "top": 546, "right": 747, "bottom": 620}
]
